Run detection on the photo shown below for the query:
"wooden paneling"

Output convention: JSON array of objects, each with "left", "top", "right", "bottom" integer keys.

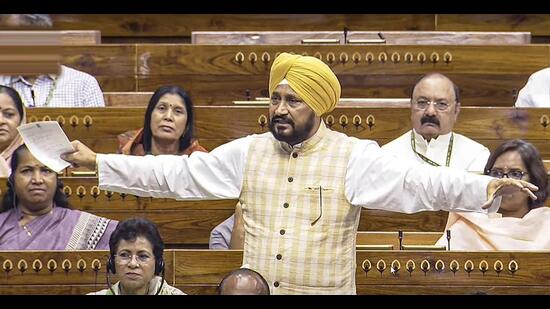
[
  {"left": 437, "top": 14, "right": 550, "bottom": 36},
  {"left": 358, "top": 211, "right": 447, "bottom": 233},
  {"left": 49, "top": 15, "right": 435, "bottom": 38},
  {"left": 0, "top": 30, "right": 101, "bottom": 45},
  {"left": 3, "top": 250, "right": 550, "bottom": 294},
  {"left": 356, "top": 231, "right": 443, "bottom": 250},
  {"left": 62, "top": 45, "right": 135, "bottom": 92},
  {"left": 104, "top": 92, "right": 152, "bottom": 106},
  {"left": 46, "top": 44, "right": 550, "bottom": 104},
  {"left": 137, "top": 45, "right": 550, "bottom": 75},
  {"left": 355, "top": 251, "right": 550, "bottom": 287},
  {"left": 0, "top": 178, "right": 448, "bottom": 246},
  {"left": 192, "top": 31, "right": 530, "bottom": 45},
  {"left": 24, "top": 106, "right": 550, "bottom": 156},
  {"left": 137, "top": 73, "right": 526, "bottom": 106},
  {"left": 0, "top": 46, "right": 60, "bottom": 75},
  {"left": 135, "top": 44, "right": 549, "bottom": 105},
  {"left": 356, "top": 285, "right": 550, "bottom": 295}
]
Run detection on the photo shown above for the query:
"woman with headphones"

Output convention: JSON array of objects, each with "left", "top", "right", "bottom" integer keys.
[
  {"left": 92, "top": 217, "right": 185, "bottom": 295},
  {"left": 0, "top": 144, "right": 118, "bottom": 250}
]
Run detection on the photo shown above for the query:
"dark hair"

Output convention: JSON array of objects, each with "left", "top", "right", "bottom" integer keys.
[
  {"left": 142, "top": 85, "right": 195, "bottom": 154},
  {"left": 0, "top": 85, "right": 25, "bottom": 123},
  {"left": 109, "top": 217, "right": 165, "bottom": 265},
  {"left": 410, "top": 72, "right": 461, "bottom": 104},
  {"left": 484, "top": 139, "right": 549, "bottom": 209},
  {"left": 218, "top": 268, "right": 270, "bottom": 295},
  {"left": 1, "top": 144, "right": 69, "bottom": 212}
]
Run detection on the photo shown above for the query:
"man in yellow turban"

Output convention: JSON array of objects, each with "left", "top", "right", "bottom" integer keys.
[{"left": 63, "top": 53, "right": 538, "bottom": 295}]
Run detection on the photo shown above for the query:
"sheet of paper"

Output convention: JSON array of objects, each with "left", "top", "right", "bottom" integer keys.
[{"left": 17, "top": 121, "right": 75, "bottom": 173}]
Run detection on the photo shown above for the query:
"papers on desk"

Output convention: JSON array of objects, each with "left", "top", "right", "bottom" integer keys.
[{"left": 17, "top": 121, "right": 75, "bottom": 173}]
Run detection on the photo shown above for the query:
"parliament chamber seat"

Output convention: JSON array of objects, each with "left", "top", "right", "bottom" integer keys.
[
  {"left": 1, "top": 250, "right": 549, "bottom": 294},
  {"left": 15, "top": 43, "right": 546, "bottom": 105},
  {"left": 24, "top": 106, "right": 550, "bottom": 158}
]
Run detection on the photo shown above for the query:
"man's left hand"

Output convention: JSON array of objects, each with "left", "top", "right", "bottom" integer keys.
[{"left": 482, "top": 178, "right": 538, "bottom": 209}]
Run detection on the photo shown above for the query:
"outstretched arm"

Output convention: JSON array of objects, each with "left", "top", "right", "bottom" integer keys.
[
  {"left": 345, "top": 140, "right": 537, "bottom": 213},
  {"left": 62, "top": 137, "right": 251, "bottom": 200}
]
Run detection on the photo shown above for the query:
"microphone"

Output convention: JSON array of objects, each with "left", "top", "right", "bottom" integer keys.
[
  {"left": 446, "top": 230, "right": 451, "bottom": 251},
  {"left": 398, "top": 230, "right": 403, "bottom": 250}
]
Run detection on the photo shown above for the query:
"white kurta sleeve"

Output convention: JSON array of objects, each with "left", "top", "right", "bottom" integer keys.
[
  {"left": 515, "top": 68, "right": 550, "bottom": 108},
  {"left": 97, "top": 136, "right": 251, "bottom": 200},
  {"left": 467, "top": 146, "right": 490, "bottom": 173},
  {"left": 345, "top": 139, "right": 496, "bottom": 214}
]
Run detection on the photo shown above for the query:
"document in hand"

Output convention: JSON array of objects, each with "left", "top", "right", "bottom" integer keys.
[{"left": 17, "top": 121, "right": 75, "bottom": 173}]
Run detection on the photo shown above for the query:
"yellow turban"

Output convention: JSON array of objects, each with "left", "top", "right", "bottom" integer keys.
[{"left": 269, "top": 52, "right": 341, "bottom": 116}]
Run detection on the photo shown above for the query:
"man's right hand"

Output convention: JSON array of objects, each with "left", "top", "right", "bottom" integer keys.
[{"left": 60, "top": 140, "right": 98, "bottom": 171}]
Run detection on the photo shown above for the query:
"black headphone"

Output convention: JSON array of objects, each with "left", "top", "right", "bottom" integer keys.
[
  {"left": 106, "top": 251, "right": 166, "bottom": 295},
  {"left": 106, "top": 254, "right": 165, "bottom": 276}
]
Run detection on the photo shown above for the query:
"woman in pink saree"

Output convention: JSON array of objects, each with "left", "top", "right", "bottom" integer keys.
[
  {"left": 0, "top": 144, "right": 118, "bottom": 250},
  {"left": 437, "top": 139, "right": 550, "bottom": 250}
]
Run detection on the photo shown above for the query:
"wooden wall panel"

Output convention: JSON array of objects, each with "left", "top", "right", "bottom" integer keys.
[
  {"left": 49, "top": 15, "right": 435, "bottom": 37},
  {"left": 437, "top": 14, "right": 550, "bottom": 36}
]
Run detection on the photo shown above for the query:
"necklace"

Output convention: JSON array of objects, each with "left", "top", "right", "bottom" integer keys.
[
  {"left": 25, "top": 75, "right": 58, "bottom": 107},
  {"left": 410, "top": 130, "right": 454, "bottom": 167},
  {"left": 22, "top": 225, "right": 32, "bottom": 237},
  {"left": 18, "top": 207, "right": 54, "bottom": 237}
]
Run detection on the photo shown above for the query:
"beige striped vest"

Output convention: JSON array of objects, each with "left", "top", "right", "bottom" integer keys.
[{"left": 241, "top": 122, "right": 361, "bottom": 294}]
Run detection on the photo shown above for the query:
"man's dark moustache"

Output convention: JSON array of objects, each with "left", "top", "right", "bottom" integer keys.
[{"left": 421, "top": 116, "right": 440, "bottom": 126}]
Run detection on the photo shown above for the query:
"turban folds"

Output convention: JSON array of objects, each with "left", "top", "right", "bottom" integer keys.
[{"left": 269, "top": 53, "right": 341, "bottom": 116}]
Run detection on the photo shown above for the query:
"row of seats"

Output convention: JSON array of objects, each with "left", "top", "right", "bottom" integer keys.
[
  {"left": 0, "top": 177, "right": 449, "bottom": 247},
  {"left": 4, "top": 42, "right": 546, "bottom": 105},
  {"left": 24, "top": 106, "right": 550, "bottom": 157},
  {"left": 0, "top": 250, "right": 544, "bottom": 294}
]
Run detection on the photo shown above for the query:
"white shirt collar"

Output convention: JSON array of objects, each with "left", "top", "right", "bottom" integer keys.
[{"left": 412, "top": 129, "right": 453, "bottom": 154}]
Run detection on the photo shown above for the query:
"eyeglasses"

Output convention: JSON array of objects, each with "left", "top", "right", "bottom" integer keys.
[
  {"left": 115, "top": 252, "right": 153, "bottom": 264},
  {"left": 486, "top": 168, "right": 527, "bottom": 180},
  {"left": 413, "top": 99, "right": 453, "bottom": 111}
]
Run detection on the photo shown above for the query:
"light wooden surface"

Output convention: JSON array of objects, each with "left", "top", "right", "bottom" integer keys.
[{"left": 192, "top": 31, "right": 531, "bottom": 45}]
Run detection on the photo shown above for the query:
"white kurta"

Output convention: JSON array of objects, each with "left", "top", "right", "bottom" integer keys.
[
  {"left": 97, "top": 126, "right": 497, "bottom": 294},
  {"left": 382, "top": 129, "right": 490, "bottom": 173},
  {"left": 515, "top": 67, "right": 550, "bottom": 107}
]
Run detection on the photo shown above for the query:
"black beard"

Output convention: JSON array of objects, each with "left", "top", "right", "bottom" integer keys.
[{"left": 269, "top": 113, "right": 316, "bottom": 146}]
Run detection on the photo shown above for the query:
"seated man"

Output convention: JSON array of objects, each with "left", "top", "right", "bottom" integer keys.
[
  {"left": 209, "top": 213, "right": 235, "bottom": 249},
  {"left": 91, "top": 217, "right": 185, "bottom": 295},
  {"left": 515, "top": 67, "right": 550, "bottom": 107},
  {"left": 210, "top": 202, "right": 243, "bottom": 250},
  {"left": 0, "top": 14, "right": 105, "bottom": 107},
  {"left": 436, "top": 139, "right": 550, "bottom": 250},
  {"left": 218, "top": 268, "right": 270, "bottom": 295},
  {"left": 0, "top": 144, "right": 117, "bottom": 249},
  {"left": 382, "top": 72, "right": 490, "bottom": 172}
]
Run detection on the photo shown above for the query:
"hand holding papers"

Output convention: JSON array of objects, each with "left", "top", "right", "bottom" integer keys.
[{"left": 17, "top": 121, "right": 75, "bottom": 173}]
